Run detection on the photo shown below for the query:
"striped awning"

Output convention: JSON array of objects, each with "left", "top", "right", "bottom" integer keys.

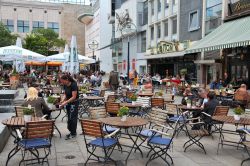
[{"left": 186, "top": 16, "right": 250, "bottom": 54}]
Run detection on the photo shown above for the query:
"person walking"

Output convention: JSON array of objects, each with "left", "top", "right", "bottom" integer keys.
[
  {"left": 109, "top": 70, "right": 119, "bottom": 91},
  {"left": 60, "top": 74, "right": 79, "bottom": 140}
]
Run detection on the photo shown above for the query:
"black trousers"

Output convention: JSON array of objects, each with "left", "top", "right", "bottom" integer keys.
[{"left": 66, "top": 102, "right": 79, "bottom": 135}]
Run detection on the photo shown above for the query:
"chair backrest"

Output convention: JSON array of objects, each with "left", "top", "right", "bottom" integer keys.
[
  {"left": 89, "top": 106, "right": 107, "bottom": 119},
  {"left": 126, "top": 91, "right": 134, "bottom": 98},
  {"left": 25, "top": 120, "right": 54, "bottom": 139},
  {"left": 151, "top": 97, "right": 165, "bottom": 109},
  {"left": 80, "top": 119, "right": 103, "bottom": 137},
  {"left": 136, "top": 97, "right": 150, "bottom": 107},
  {"left": 213, "top": 106, "right": 229, "bottom": 116},
  {"left": 99, "top": 90, "right": 105, "bottom": 97},
  {"left": 52, "top": 87, "right": 62, "bottom": 94},
  {"left": 148, "top": 108, "right": 169, "bottom": 125},
  {"left": 105, "top": 102, "right": 120, "bottom": 115},
  {"left": 165, "top": 103, "right": 178, "bottom": 115},
  {"left": 15, "top": 106, "right": 36, "bottom": 117},
  {"left": 107, "top": 95, "right": 116, "bottom": 102}
]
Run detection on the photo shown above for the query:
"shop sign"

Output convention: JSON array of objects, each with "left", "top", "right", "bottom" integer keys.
[
  {"left": 149, "top": 41, "right": 176, "bottom": 55},
  {"left": 229, "top": 0, "right": 250, "bottom": 16},
  {"left": 3, "top": 49, "right": 22, "bottom": 55}
]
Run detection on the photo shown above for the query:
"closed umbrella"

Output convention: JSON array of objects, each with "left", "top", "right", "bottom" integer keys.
[
  {"left": 62, "top": 44, "right": 70, "bottom": 72},
  {"left": 69, "top": 36, "right": 79, "bottom": 74},
  {"left": 15, "top": 37, "right": 25, "bottom": 72}
]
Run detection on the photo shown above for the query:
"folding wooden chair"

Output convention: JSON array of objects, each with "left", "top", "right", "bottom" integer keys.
[
  {"left": 105, "top": 102, "right": 120, "bottom": 116},
  {"left": 151, "top": 97, "right": 165, "bottom": 109},
  {"left": 241, "top": 129, "right": 250, "bottom": 166},
  {"left": 80, "top": 119, "right": 119, "bottom": 165}
]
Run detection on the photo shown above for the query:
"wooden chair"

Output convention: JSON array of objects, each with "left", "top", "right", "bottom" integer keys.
[
  {"left": 15, "top": 106, "right": 36, "bottom": 117},
  {"left": 89, "top": 107, "right": 107, "bottom": 119},
  {"left": 151, "top": 97, "right": 165, "bottom": 109},
  {"left": 80, "top": 119, "right": 119, "bottom": 165},
  {"left": 126, "top": 91, "right": 134, "bottom": 99},
  {"left": 105, "top": 102, "right": 120, "bottom": 116},
  {"left": 6, "top": 120, "right": 55, "bottom": 166},
  {"left": 213, "top": 106, "right": 230, "bottom": 116},
  {"left": 106, "top": 95, "right": 116, "bottom": 102}
]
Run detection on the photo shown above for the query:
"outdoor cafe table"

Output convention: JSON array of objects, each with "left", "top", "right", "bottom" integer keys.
[
  {"left": 83, "top": 96, "right": 105, "bottom": 107},
  {"left": 99, "top": 117, "right": 148, "bottom": 163},
  {"left": 138, "top": 92, "right": 154, "bottom": 97},
  {"left": 212, "top": 115, "right": 250, "bottom": 153},
  {"left": 120, "top": 103, "right": 143, "bottom": 116}
]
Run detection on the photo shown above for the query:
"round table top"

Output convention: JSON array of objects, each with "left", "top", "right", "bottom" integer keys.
[
  {"left": 138, "top": 93, "right": 154, "bottom": 97},
  {"left": 83, "top": 96, "right": 105, "bottom": 100},
  {"left": 99, "top": 117, "right": 148, "bottom": 128},
  {"left": 120, "top": 103, "right": 142, "bottom": 108},
  {"left": 212, "top": 116, "right": 250, "bottom": 125},
  {"left": 179, "top": 105, "right": 203, "bottom": 111},
  {"left": 2, "top": 117, "right": 43, "bottom": 127}
]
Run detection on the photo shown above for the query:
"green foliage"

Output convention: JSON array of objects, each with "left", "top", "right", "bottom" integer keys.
[
  {"left": 24, "top": 28, "right": 66, "bottom": 56},
  {"left": 47, "top": 96, "right": 57, "bottom": 104},
  {"left": 118, "top": 106, "right": 129, "bottom": 117},
  {"left": 180, "top": 68, "right": 187, "bottom": 76},
  {"left": 0, "top": 22, "right": 18, "bottom": 47},
  {"left": 23, "top": 108, "right": 34, "bottom": 115},
  {"left": 234, "top": 107, "right": 244, "bottom": 115},
  {"left": 155, "top": 90, "right": 163, "bottom": 97},
  {"left": 130, "top": 94, "right": 137, "bottom": 101}
]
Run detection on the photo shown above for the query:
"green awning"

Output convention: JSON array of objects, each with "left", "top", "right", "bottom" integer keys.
[{"left": 186, "top": 16, "right": 250, "bottom": 54}]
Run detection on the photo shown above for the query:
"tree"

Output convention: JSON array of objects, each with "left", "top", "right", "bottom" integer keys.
[
  {"left": 0, "top": 22, "right": 18, "bottom": 47},
  {"left": 24, "top": 28, "right": 66, "bottom": 56}
]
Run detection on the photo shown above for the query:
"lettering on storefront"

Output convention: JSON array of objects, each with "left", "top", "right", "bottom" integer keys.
[
  {"left": 3, "top": 49, "right": 22, "bottom": 55},
  {"left": 229, "top": 0, "right": 250, "bottom": 15},
  {"left": 149, "top": 41, "right": 176, "bottom": 55}
]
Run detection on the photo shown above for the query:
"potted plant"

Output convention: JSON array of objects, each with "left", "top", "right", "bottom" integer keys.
[
  {"left": 155, "top": 90, "right": 163, "bottom": 97},
  {"left": 10, "top": 68, "right": 20, "bottom": 88},
  {"left": 118, "top": 106, "right": 129, "bottom": 121},
  {"left": 233, "top": 107, "right": 244, "bottom": 121},
  {"left": 47, "top": 96, "right": 57, "bottom": 109},
  {"left": 130, "top": 94, "right": 137, "bottom": 105},
  {"left": 23, "top": 105, "right": 34, "bottom": 121}
]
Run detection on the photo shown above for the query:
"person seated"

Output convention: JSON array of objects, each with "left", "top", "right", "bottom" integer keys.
[
  {"left": 181, "top": 88, "right": 195, "bottom": 105},
  {"left": 197, "top": 88, "right": 208, "bottom": 108},
  {"left": 22, "top": 87, "right": 51, "bottom": 118},
  {"left": 202, "top": 91, "right": 219, "bottom": 132},
  {"left": 143, "top": 79, "right": 153, "bottom": 89},
  {"left": 234, "top": 84, "right": 249, "bottom": 108},
  {"left": 210, "top": 79, "right": 221, "bottom": 89},
  {"left": 152, "top": 73, "right": 161, "bottom": 86},
  {"left": 24, "top": 84, "right": 43, "bottom": 98}
]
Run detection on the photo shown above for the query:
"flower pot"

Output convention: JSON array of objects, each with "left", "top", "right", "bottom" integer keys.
[
  {"left": 24, "top": 115, "right": 32, "bottom": 122},
  {"left": 187, "top": 103, "right": 191, "bottom": 108},
  {"left": 234, "top": 114, "right": 241, "bottom": 121},
  {"left": 121, "top": 115, "right": 127, "bottom": 121}
]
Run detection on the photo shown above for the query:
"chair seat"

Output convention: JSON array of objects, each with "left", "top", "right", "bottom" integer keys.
[
  {"left": 237, "top": 128, "right": 250, "bottom": 133},
  {"left": 89, "top": 138, "right": 117, "bottom": 147},
  {"left": 148, "top": 136, "right": 171, "bottom": 146},
  {"left": 169, "top": 115, "right": 184, "bottom": 122},
  {"left": 103, "top": 125, "right": 118, "bottom": 133},
  {"left": 18, "top": 138, "right": 51, "bottom": 149},
  {"left": 242, "top": 141, "right": 250, "bottom": 148},
  {"left": 140, "top": 129, "right": 160, "bottom": 137},
  {"left": 189, "top": 129, "right": 209, "bottom": 137}
]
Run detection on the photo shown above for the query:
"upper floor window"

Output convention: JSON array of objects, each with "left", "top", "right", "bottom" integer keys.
[
  {"left": 172, "top": 18, "right": 177, "bottom": 34},
  {"left": 17, "top": 20, "right": 29, "bottom": 33},
  {"left": 33, "top": 21, "right": 44, "bottom": 30},
  {"left": 164, "top": 21, "right": 168, "bottom": 36},
  {"left": 157, "top": 24, "right": 161, "bottom": 38},
  {"left": 48, "top": 22, "right": 59, "bottom": 33},
  {"left": 151, "top": 26, "right": 154, "bottom": 40},
  {"left": 2, "top": 19, "right": 14, "bottom": 32},
  {"left": 151, "top": 1, "right": 154, "bottom": 15},
  {"left": 165, "top": 0, "right": 169, "bottom": 8},
  {"left": 158, "top": 0, "right": 161, "bottom": 12},
  {"left": 189, "top": 10, "right": 199, "bottom": 31}
]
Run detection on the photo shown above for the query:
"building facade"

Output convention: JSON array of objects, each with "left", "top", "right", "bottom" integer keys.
[
  {"left": 0, "top": 0, "right": 88, "bottom": 55},
  {"left": 78, "top": 0, "right": 113, "bottom": 73}
]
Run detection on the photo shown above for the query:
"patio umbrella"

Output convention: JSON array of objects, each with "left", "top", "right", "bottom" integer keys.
[
  {"left": 47, "top": 53, "right": 95, "bottom": 64},
  {"left": 15, "top": 37, "right": 25, "bottom": 72},
  {"left": 69, "top": 35, "right": 79, "bottom": 74},
  {"left": 62, "top": 44, "right": 70, "bottom": 72}
]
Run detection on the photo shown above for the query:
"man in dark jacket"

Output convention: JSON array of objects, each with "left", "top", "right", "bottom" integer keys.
[{"left": 202, "top": 91, "right": 219, "bottom": 132}]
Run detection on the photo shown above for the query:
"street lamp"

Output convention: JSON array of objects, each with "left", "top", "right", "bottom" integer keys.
[{"left": 88, "top": 40, "right": 99, "bottom": 71}]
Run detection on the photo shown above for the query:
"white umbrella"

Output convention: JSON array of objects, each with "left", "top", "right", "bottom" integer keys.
[
  {"left": 47, "top": 53, "right": 95, "bottom": 64},
  {"left": 62, "top": 44, "right": 69, "bottom": 72},
  {"left": 69, "top": 36, "right": 79, "bottom": 74},
  {"left": 15, "top": 37, "right": 25, "bottom": 72}
]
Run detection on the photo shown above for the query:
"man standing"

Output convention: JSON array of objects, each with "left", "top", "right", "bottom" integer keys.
[{"left": 109, "top": 70, "right": 119, "bottom": 91}]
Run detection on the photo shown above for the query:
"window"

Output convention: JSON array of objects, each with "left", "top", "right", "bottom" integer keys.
[
  {"left": 48, "top": 22, "right": 59, "bottom": 33},
  {"left": 151, "top": 1, "right": 154, "bottom": 15},
  {"left": 158, "top": 0, "right": 161, "bottom": 12},
  {"left": 165, "top": 0, "right": 169, "bottom": 8},
  {"left": 151, "top": 26, "right": 154, "bottom": 40},
  {"left": 164, "top": 21, "right": 168, "bottom": 36},
  {"left": 189, "top": 10, "right": 199, "bottom": 31},
  {"left": 17, "top": 20, "right": 29, "bottom": 33},
  {"left": 205, "top": 0, "right": 222, "bottom": 35},
  {"left": 172, "top": 19, "right": 177, "bottom": 34},
  {"left": 172, "top": 0, "right": 177, "bottom": 5},
  {"left": 141, "top": 31, "right": 146, "bottom": 52},
  {"left": 33, "top": 21, "right": 44, "bottom": 30},
  {"left": 143, "top": 1, "right": 148, "bottom": 25},
  {"left": 157, "top": 24, "right": 161, "bottom": 38},
  {"left": 2, "top": 19, "right": 14, "bottom": 32}
]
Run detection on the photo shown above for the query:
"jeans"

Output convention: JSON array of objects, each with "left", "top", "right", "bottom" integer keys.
[{"left": 66, "top": 101, "right": 79, "bottom": 135}]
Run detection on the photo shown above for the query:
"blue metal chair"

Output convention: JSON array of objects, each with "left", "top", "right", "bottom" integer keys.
[
  {"left": 80, "top": 119, "right": 120, "bottom": 165},
  {"left": 145, "top": 116, "right": 181, "bottom": 166},
  {"left": 241, "top": 129, "right": 250, "bottom": 166},
  {"left": 6, "top": 120, "right": 54, "bottom": 166}
]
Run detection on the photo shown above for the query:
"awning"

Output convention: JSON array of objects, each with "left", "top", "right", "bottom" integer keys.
[
  {"left": 143, "top": 51, "right": 184, "bottom": 60},
  {"left": 186, "top": 16, "right": 250, "bottom": 54}
]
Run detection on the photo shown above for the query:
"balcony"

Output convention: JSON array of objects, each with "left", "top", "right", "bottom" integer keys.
[{"left": 77, "top": 7, "right": 94, "bottom": 24}]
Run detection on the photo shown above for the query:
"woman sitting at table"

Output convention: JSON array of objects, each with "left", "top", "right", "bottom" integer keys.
[
  {"left": 181, "top": 88, "right": 195, "bottom": 105},
  {"left": 143, "top": 79, "right": 153, "bottom": 89},
  {"left": 22, "top": 87, "right": 51, "bottom": 118},
  {"left": 234, "top": 84, "right": 249, "bottom": 108}
]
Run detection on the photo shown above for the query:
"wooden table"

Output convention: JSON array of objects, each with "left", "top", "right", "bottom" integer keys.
[
  {"left": 212, "top": 115, "right": 250, "bottom": 153},
  {"left": 138, "top": 93, "right": 154, "bottom": 97},
  {"left": 0, "top": 84, "right": 11, "bottom": 90},
  {"left": 99, "top": 117, "right": 148, "bottom": 162},
  {"left": 2, "top": 117, "right": 42, "bottom": 128}
]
